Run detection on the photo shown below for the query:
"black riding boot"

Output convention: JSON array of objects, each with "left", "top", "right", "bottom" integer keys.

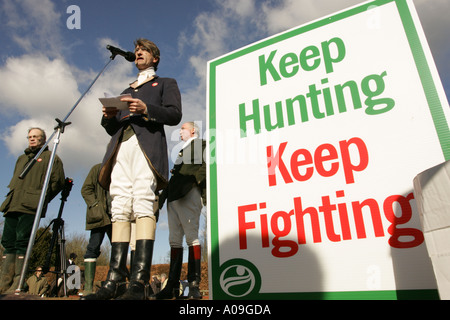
[
  {"left": 151, "top": 247, "right": 183, "bottom": 300},
  {"left": 116, "top": 239, "right": 154, "bottom": 300},
  {"left": 187, "top": 245, "right": 202, "bottom": 299},
  {"left": 80, "top": 242, "right": 128, "bottom": 300}
]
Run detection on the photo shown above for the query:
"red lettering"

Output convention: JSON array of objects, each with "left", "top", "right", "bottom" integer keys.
[
  {"left": 237, "top": 191, "right": 424, "bottom": 259},
  {"left": 271, "top": 210, "right": 298, "bottom": 258},
  {"left": 294, "top": 196, "right": 322, "bottom": 244},
  {"left": 260, "top": 214, "right": 270, "bottom": 248},
  {"left": 336, "top": 190, "right": 352, "bottom": 240},
  {"left": 383, "top": 193, "right": 424, "bottom": 248},
  {"left": 339, "top": 137, "right": 369, "bottom": 184},
  {"left": 352, "top": 198, "right": 384, "bottom": 239},
  {"left": 267, "top": 137, "right": 369, "bottom": 187},
  {"left": 267, "top": 142, "right": 293, "bottom": 186},
  {"left": 238, "top": 204, "right": 257, "bottom": 250},
  {"left": 319, "top": 195, "right": 340, "bottom": 242},
  {"left": 290, "top": 148, "right": 314, "bottom": 181},
  {"left": 315, "top": 143, "right": 339, "bottom": 177}
]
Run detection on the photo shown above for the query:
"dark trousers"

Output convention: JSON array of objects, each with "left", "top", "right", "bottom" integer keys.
[
  {"left": 1, "top": 212, "right": 35, "bottom": 255},
  {"left": 84, "top": 225, "right": 112, "bottom": 259}
]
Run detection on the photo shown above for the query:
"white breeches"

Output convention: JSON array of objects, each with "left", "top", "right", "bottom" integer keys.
[
  {"left": 109, "top": 134, "right": 157, "bottom": 223},
  {"left": 167, "top": 186, "right": 202, "bottom": 248}
]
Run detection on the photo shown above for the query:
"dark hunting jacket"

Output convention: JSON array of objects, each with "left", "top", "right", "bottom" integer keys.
[
  {"left": 98, "top": 75, "right": 182, "bottom": 192},
  {"left": 160, "top": 138, "right": 206, "bottom": 207}
]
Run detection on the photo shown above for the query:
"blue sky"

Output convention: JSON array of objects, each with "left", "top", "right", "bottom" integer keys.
[{"left": 0, "top": 0, "right": 448, "bottom": 264}]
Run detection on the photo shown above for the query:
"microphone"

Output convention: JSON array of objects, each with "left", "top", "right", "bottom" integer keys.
[{"left": 106, "top": 45, "right": 136, "bottom": 62}]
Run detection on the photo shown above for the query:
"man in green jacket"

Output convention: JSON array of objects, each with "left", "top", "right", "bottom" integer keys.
[
  {"left": 25, "top": 266, "right": 49, "bottom": 296},
  {"left": 0, "top": 127, "right": 65, "bottom": 294},
  {"left": 153, "top": 121, "right": 206, "bottom": 300},
  {"left": 80, "top": 163, "right": 112, "bottom": 295}
]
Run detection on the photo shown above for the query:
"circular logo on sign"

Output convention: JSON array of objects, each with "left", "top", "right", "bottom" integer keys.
[{"left": 219, "top": 259, "right": 261, "bottom": 298}]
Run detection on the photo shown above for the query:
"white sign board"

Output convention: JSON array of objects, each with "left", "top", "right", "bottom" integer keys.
[{"left": 207, "top": 0, "right": 450, "bottom": 299}]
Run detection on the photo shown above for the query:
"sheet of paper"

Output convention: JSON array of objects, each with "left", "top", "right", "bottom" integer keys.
[{"left": 99, "top": 93, "right": 132, "bottom": 110}]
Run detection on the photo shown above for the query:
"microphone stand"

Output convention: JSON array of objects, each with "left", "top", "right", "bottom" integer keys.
[{"left": 15, "top": 50, "right": 121, "bottom": 293}]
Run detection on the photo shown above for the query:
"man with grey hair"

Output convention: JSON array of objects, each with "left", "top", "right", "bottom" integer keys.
[
  {"left": 0, "top": 127, "right": 65, "bottom": 294},
  {"left": 153, "top": 121, "right": 206, "bottom": 300}
]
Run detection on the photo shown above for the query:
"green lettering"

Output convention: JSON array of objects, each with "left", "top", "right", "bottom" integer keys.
[
  {"left": 279, "top": 52, "right": 299, "bottom": 78},
  {"left": 259, "top": 50, "right": 281, "bottom": 86},
  {"left": 286, "top": 95, "right": 308, "bottom": 125},
  {"left": 361, "top": 71, "right": 395, "bottom": 115},
  {"left": 307, "top": 84, "right": 325, "bottom": 119},
  {"left": 299, "top": 46, "right": 321, "bottom": 71},
  {"left": 264, "top": 101, "right": 285, "bottom": 132},
  {"left": 321, "top": 37, "right": 346, "bottom": 74},
  {"left": 239, "top": 99, "right": 261, "bottom": 138},
  {"left": 335, "top": 80, "right": 362, "bottom": 113}
]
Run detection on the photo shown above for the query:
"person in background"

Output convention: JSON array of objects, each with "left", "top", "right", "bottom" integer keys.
[
  {"left": 80, "top": 163, "right": 112, "bottom": 295},
  {"left": 67, "top": 253, "right": 77, "bottom": 267},
  {"left": 25, "top": 266, "right": 48, "bottom": 296},
  {"left": 152, "top": 122, "right": 206, "bottom": 300},
  {"left": 0, "top": 127, "right": 65, "bottom": 294}
]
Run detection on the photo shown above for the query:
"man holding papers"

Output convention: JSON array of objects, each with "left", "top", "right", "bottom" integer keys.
[{"left": 82, "top": 38, "right": 182, "bottom": 300}]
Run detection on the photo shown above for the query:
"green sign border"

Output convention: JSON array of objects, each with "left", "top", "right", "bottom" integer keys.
[{"left": 208, "top": 0, "right": 448, "bottom": 300}]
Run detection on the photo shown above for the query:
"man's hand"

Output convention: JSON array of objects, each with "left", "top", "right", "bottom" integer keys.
[
  {"left": 102, "top": 106, "right": 118, "bottom": 119},
  {"left": 121, "top": 97, "right": 148, "bottom": 114}
]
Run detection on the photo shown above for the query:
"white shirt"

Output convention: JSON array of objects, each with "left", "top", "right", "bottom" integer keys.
[{"left": 136, "top": 67, "right": 156, "bottom": 86}]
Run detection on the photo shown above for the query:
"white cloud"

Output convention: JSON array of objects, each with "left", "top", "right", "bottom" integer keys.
[
  {"left": 1, "top": 0, "right": 63, "bottom": 58},
  {"left": 219, "top": 0, "right": 256, "bottom": 17},
  {"left": 258, "top": 0, "right": 365, "bottom": 34},
  {"left": 0, "top": 55, "right": 80, "bottom": 117}
]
